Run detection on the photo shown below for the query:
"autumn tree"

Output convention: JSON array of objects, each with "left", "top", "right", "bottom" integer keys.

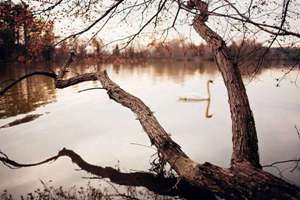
[
  {"left": 26, "top": 20, "right": 55, "bottom": 61},
  {"left": 0, "top": 1, "right": 31, "bottom": 60},
  {"left": 0, "top": 0, "right": 55, "bottom": 62}
]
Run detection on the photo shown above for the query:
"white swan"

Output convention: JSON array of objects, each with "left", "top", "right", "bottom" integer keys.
[{"left": 179, "top": 80, "right": 213, "bottom": 102}]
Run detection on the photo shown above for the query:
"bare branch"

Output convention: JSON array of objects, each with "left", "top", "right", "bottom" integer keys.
[
  {"left": 263, "top": 158, "right": 300, "bottom": 174},
  {"left": 210, "top": 11, "right": 300, "bottom": 39},
  {"left": 123, "top": 0, "right": 168, "bottom": 48},
  {"left": 54, "top": 0, "right": 125, "bottom": 46},
  {"left": 35, "top": 0, "right": 64, "bottom": 14}
]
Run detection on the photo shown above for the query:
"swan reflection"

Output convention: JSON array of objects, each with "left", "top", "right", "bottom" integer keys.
[{"left": 179, "top": 80, "right": 213, "bottom": 118}]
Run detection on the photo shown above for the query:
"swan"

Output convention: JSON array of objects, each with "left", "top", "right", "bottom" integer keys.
[{"left": 179, "top": 80, "right": 213, "bottom": 102}]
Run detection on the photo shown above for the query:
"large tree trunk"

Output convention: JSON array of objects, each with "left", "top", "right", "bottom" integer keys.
[{"left": 191, "top": 1, "right": 260, "bottom": 169}]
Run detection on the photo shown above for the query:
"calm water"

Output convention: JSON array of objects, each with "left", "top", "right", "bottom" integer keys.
[{"left": 0, "top": 61, "right": 300, "bottom": 196}]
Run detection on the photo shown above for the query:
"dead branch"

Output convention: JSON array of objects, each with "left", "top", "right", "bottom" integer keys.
[{"left": 263, "top": 159, "right": 300, "bottom": 169}]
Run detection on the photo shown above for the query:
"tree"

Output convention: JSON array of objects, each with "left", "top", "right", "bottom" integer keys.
[
  {"left": 26, "top": 20, "right": 55, "bottom": 60},
  {"left": 0, "top": 1, "right": 55, "bottom": 61},
  {"left": 1, "top": 0, "right": 300, "bottom": 199},
  {"left": 91, "top": 37, "right": 104, "bottom": 57},
  {"left": 0, "top": 29, "right": 14, "bottom": 61},
  {"left": 113, "top": 44, "right": 120, "bottom": 56}
]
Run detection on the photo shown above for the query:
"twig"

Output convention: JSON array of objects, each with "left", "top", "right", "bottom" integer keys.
[
  {"left": 54, "top": 0, "right": 125, "bottom": 46},
  {"left": 77, "top": 87, "right": 105, "bottom": 93},
  {"left": 130, "top": 142, "right": 156, "bottom": 150},
  {"left": 262, "top": 159, "right": 300, "bottom": 168},
  {"left": 295, "top": 125, "right": 300, "bottom": 140}
]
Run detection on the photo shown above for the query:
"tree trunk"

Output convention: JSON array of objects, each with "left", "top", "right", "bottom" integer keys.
[{"left": 191, "top": 1, "right": 260, "bottom": 168}]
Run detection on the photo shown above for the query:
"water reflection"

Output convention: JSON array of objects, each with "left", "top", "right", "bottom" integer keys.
[
  {"left": 0, "top": 61, "right": 218, "bottom": 119},
  {"left": 0, "top": 64, "right": 56, "bottom": 118},
  {"left": 69, "top": 60, "right": 219, "bottom": 83},
  {"left": 179, "top": 80, "right": 214, "bottom": 118},
  {"left": 0, "top": 114, "right": 43, "bottom": 128}
]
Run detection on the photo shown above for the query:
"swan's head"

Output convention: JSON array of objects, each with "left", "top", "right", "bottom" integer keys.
[{"left": 208, "top": 80, "right": 213, "bottom": 83}]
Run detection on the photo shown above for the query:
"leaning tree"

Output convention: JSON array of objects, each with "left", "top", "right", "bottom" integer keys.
[{"left": 1, "top": 0, "right": 300, "bottom": 199}]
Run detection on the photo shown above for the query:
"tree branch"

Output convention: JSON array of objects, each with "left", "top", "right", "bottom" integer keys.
[{"left": 54, "top": 0, "right": 125, "bottom": 46}]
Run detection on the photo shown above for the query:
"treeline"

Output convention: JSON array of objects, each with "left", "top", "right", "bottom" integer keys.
[{"left": 72, "top": 38, "right": 299, "bottom": 64}]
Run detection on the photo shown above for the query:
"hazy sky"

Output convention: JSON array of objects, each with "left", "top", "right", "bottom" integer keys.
[{"left": 9, "top": 0, "right": 300, "bottom": 48}]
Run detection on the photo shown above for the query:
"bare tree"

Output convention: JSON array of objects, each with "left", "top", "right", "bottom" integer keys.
[{"left": 1, "top": 0, "right": 300, "bottom": 199}]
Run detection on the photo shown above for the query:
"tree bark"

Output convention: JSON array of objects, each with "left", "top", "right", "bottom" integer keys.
[
  {"left": 191, "top": 1, "right": 260, "bottom": 169},
  {"left": 96, "top": 71, "right": 299, "bottom": 199}
]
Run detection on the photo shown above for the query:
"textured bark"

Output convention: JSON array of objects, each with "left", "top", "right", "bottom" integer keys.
[
  {"left": 192, "top": 1, "right": 260, "bottom": 169},
  {"left": 97, "top": 71, "right": 197, "bottom": 178},
  {"left": 96, "top": 71, "right": 299, "bottom": 199},
  {"left": 56, "top": 73, "right": 97, "bottom": 88}
]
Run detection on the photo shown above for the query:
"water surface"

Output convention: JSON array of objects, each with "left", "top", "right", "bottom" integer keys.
[{"left": 0, "top": 61, "right": 300, "bottom": 196}]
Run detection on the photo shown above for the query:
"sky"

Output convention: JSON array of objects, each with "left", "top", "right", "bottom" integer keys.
[{"left": 7, "top": 0, "right": 300, "bottom": 48}]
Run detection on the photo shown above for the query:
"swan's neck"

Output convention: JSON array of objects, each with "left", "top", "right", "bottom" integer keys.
[{"left": 206, "top": 81, "right": 211, "bottom": 99}]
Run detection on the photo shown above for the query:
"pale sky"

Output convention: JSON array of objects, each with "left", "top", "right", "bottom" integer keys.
[{"left": 8, "top": 0, "right": 300, "bottom": 48}]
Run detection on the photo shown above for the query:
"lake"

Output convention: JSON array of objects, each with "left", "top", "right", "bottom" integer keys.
[{"left": 0, "top": 60, "right": 300, "bottom": 197}]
